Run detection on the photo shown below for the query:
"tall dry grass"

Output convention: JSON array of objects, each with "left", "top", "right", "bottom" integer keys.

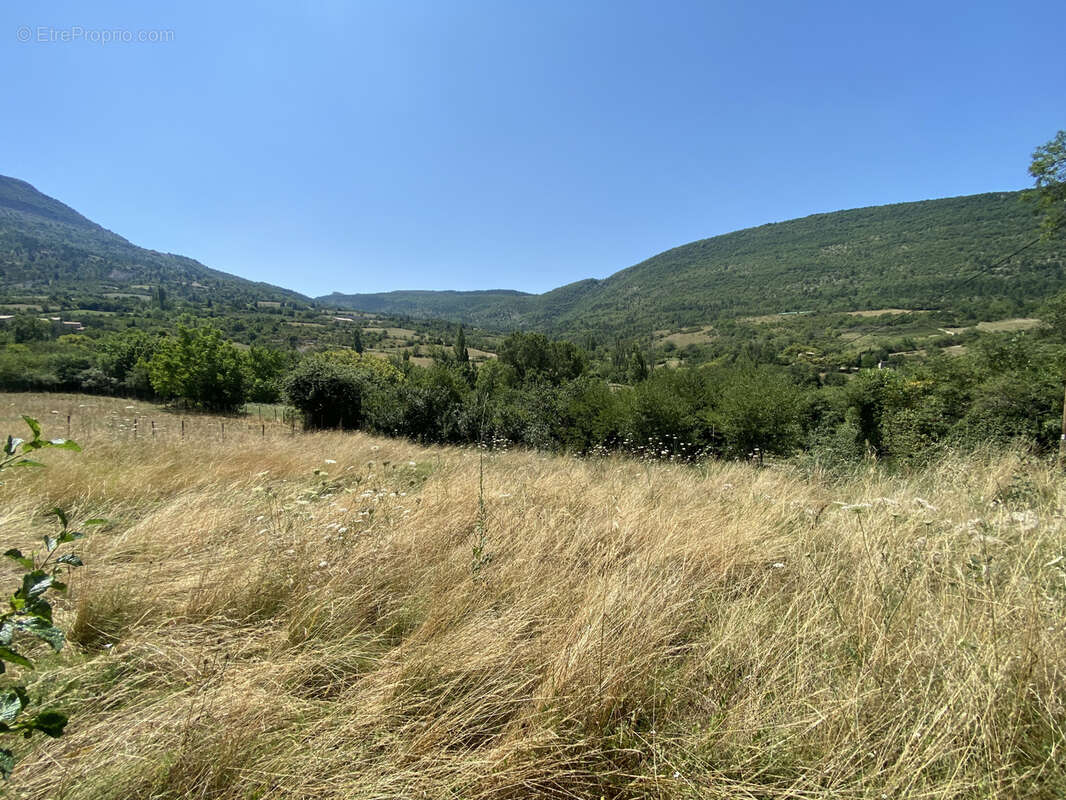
[{"left": 1, "top": 392, "right": 1064, "bottom": 799}]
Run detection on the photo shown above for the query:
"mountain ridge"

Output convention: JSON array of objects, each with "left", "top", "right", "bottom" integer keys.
[
  {"left": 320, "top": 191, "right": 1065, "bottom": 335},
  {"left": 0, "top": 175, "right": 310, "bottom": 308},
  {"left": 3, "top": 175, "right": 1063, "bottom": 335}
]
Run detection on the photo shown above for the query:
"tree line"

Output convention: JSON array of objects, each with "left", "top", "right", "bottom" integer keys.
[{"left": 4, "top": 312, "right": 1066, "bottom": 466}]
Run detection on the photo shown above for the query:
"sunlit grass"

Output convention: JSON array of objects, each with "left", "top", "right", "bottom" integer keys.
[{"left": 1, "top": 392, "right": 1064, "bottom": 799}]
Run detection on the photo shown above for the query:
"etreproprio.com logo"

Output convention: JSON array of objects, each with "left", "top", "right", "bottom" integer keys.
[{"left": 16, "top": 25, "right": 174, "bottom": 44}]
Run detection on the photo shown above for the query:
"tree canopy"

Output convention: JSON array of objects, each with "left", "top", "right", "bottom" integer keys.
[{"left": 1030, "top": 130, "right": 1066, "bottom": 238}]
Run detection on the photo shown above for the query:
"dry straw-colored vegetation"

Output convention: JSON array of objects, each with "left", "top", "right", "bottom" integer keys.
[{"left": 1, "top": 393, "right": 1064, "bottom": 799}]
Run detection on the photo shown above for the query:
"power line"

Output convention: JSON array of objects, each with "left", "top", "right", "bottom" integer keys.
[{"left": 846, "top": 220, "right": 1063, "bottom": 351}]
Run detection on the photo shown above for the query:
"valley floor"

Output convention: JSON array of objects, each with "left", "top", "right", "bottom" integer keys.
[{"left": 1, "top": 393, "right": 1064, "bottom": 799}]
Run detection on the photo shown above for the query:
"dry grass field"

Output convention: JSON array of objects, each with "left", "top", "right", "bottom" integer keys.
[{"left": 1, "top": 393, "right": 1065, "bottom": 799}]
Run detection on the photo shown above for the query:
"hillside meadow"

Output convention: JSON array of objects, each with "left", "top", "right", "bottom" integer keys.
[{"left": 0, "top": 393, "right": 1064, "bottom": 798}]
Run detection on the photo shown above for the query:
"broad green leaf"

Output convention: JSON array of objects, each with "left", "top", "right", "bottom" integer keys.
[
  {"left": 51, "top": 581, "right": 67, "bottom": 593},
  {"left": 46, "top": 439, "right": 80, "bottom": 451},
  {"left": 2, "top": 550, "right": 32, "bottom": 571},
  {"left": 57, "top": 531, "right": 84, "bottom": 545},
  {"left": 49, "top": 508, "right": 68, "bottom": 530},
  {"left": 3, "top": 437, "right": 22, "bottom": 456},
  {"left": 0, "top": 747, "right": 14, "bottom": 780},
  {"left": 0, "top": 647, "right": 32, "bottom": 670},
  {"left": 22, "top": 597, "right": 53, "bottom": 624},
  {"left": 14, "top": 618, "right": 63, "bottom": 651},
  {"left": 21, "top": 416, "right": 40, "bottom": 440},
  {"left": 83, "top": 518, "right": 108, "bottom": 526},
  {"left": 43, "top": 536, "right": 58, "bottom": 554},
  {"left": 0, "top": 690, "right": 27, "bottom": 723},
  {"left": 31, "top": 710, "right": 67, "bottom": 738},
  {"left": 55, "top": 554, "right": 83, "bottom": 567},
  {"left": 20, "top": 571, "right": 52, "bottom": 600}
]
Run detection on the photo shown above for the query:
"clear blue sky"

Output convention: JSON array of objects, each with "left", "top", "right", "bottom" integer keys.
[{"left": 2, "top": 1, "right": 1063, "bottom": 298}]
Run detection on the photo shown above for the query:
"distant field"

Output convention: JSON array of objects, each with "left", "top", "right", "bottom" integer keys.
[
  {"left": 943, "top": 317, "right": 1042, "bottom": 335},
  {"left": 364, "top": 326, "right": 418, "bottom": 338},
  {"left": 846, "top": 307, "right": 915, "bottom": 317},
  {"left": 656, "top": 325, "right": 716, "bottom": 346},
  {"left": 741, "top": 312, "right": 814, "bottom": 324},
  {"left": 976, "top": 317, "right": 1041, "bottom": 332}
]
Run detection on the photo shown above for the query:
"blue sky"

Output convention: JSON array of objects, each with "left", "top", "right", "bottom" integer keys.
[{"left": 2, "top": 1, "right": 1063, "bottom": 297}]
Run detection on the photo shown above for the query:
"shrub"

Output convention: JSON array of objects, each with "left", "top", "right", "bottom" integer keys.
[
  {"left": 0, "top": 416, "right": 97, "bottom": 779},
  {"left": 285, "top": 351, "right": 403, "bottom": 430}
]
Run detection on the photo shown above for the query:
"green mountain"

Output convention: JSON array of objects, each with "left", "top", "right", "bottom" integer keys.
[
  {"left": 0, "top": 175, "right": 310, "bottom": 310},
  {"left": 316, "top": 289, "right": 534, "bottom": 322},
  {"left": 321, "top": 192, "right": 1065, "bottom": 335}
]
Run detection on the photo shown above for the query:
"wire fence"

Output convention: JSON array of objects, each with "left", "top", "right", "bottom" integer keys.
[{"left": 2, "top": 396, "right": 304, "bottom": 446}]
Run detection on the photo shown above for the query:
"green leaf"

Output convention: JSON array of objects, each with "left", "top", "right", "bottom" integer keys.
[
  {"left": 0, "top": 689, "right": 27, "bottom": 723},
  {"left": 31, "top": 710, "right": 67, "bottom": 738},
  {"left": 20, "top": 571, "right": 52, "bottom": 600},
  {"left": 0, "top": 647, "right": 32, "bottom": 670},
  {"left": 21, "top": 416, "right": 40, "bottom": 441},
  {"left": 3, "top": 437, "right": 22, "bottom": 456},
  {"left": 49, "top": 508, "right": 68, "bottom": 530},
  {"left": 50, "top": 581, "right": 67, "bottom": 593},
  {"left": 46, "top": 439, "right": 80, "bottom": 451},
  {"left": 15, "top": 618, "right": 64, "bottom": 652},
  {"left": 54, "top": 554, "right": 83, "bottom": 567},
  {"left": 10, "top": 460, "right": 43, "bottom": 469},
  {"left": 22, "top": 597, "right": 53, "bottom": 625},
  {"left": 83, "top": 518, "right": 107, "bottom": 526},
  {"left": 57, "top": 531, "right": 84, "bottom": 545},
  {"left": 0, "top": 622, "right": 13, "bottom": 647},
  {"left": 43, "top": 536, "right": 58, "bottom": 554},
  {"left": 0, "top": 747, "right": 14, "bottom": 780},
  {"left": 3, "top": 550, "right": 32, "bottom": 571}
]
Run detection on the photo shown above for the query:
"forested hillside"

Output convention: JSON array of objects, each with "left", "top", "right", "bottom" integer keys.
[
  {"left": 322, "top": 192, "right": 1065, "bottom": 336},
  {"left": 0, "top": 176, "right": 310, "bottom": 311}
]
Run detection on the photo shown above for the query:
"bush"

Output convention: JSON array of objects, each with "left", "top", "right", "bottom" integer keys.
[{"left": 285, "top": 351, "right": 403, "bottom": 430}]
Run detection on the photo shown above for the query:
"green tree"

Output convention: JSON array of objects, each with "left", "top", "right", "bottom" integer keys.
[
  {"left": 245, "top": 346, "right": 289, "bottom": 403},
  {"left": 454, "top": 325, "right": 469, "bottom": 366},
  {"left": 9, "top": 315, "right": 51, "bottom": 344},
  {"left": 1029, "top": 130, "right": 1066, "bottom": 238},
  {"left": 148, "top": 325, "right": 248, "bottom": 411},
  {"left": 711, "top": 365, "right": 801, "bottom": 458},
  {"left": 99, "top": 330, "right": 159, "bottom": 394},
  {"left": 498, "top": 332, "right": 586, "bottom": 385}
]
